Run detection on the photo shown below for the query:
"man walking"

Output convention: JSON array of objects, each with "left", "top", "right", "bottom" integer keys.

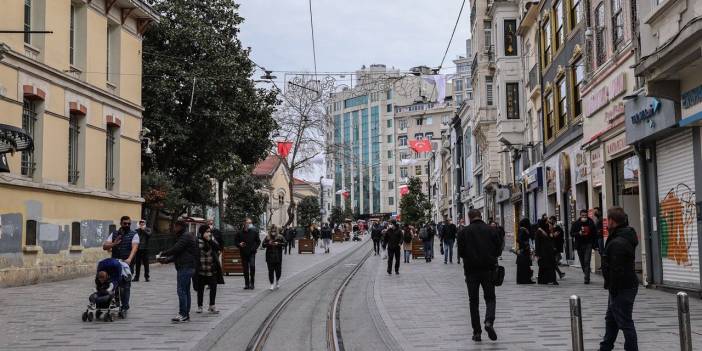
[
  {"left": 235, "top": 218, "right": 261, "bottom": 290},
  {"left": 320, "top": 223, "right": 332, "bottom": 253},
  {"left": 102, "top": 215, "right": 139, "bottom": 315},
  {"left": 132, "top": 219, "right": 152, "bottom": 282},
  {"left": 158, "top": 219, "right": 198, "bottom": 323},
  {"left": 371, "top": 223, "right": 382, "bottom": 255},
  {"left": 599, "top": 207, "right": 639, "bottom": 351},
  {"left": 419, "top": 223, "right": 432, "bottom": 262},
  {"left": 384, "top": 219, "right": 402, "bottom": 275},
  {"left": 571, "top": 209, "right": 598, "bottom": 284},
  {"left": 441, "top": 217, "right": 457, "bottom": 264},
  {"left": 457, "top": 209, "right": 503, "bottom": 342}
]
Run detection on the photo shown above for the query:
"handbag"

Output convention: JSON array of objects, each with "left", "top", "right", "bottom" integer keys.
[{"left": 492, "top": 265, "right": 505, "bottom": 287}]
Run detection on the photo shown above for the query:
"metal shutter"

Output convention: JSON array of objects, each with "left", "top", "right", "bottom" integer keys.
[{"left": 656, "top": 129, "right": 699, "bottom": 287}]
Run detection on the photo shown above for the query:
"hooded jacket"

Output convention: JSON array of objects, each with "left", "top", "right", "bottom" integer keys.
[{"left": 602, "top": 226, "right": 639, "bottom": 292}]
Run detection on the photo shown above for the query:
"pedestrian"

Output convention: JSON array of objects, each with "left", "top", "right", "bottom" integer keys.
[
  {"left": 234, "top": 218, "right": 261, "bottom": 290},
  {"left": 381, "top": 223, "right": 389, "bottom": 260},
  {"left": 549, "top": 216, "right": 566, "bottom": 279},
  {"left": 516, "top": 218, "right": 535, "bottom": 284},
  {"left": 599, "top": 207, "right": 639, "bottom": 351},
  {"left": 428, "top": 221, "right": 436, "bottom": 260},
  {"left": 419, "top": 223, "right": 432, "bottom": 262},
  {"left": 262, "top": 225, "right": 286, "bottom": 290},
  {"left": 320, "top": 223, "right": 332, "bottom": 254},
  {"left": 284, "top": 225, "right": 295, "bottom": 255},
  {"left": 102, "top": 215, "right": 139, "bottom": 315},
  {"left": 311, "top": 224, "right": 320, "bottom": 247},
  {"left": 535, "top": 218, "right": 558, "bottom": 285},
  {"left": 133, "top": 219, "right": 151, "bottom": 282},
  {"left": 384, "top": 219, "right": 402, "bottom": 275},
  {"left": 158, "top": 219, "right": 198, "bottom": 323},
  {"left": 371, "top": 223, "right": 382, "bottom": 255},
  {"left": 441, "top": 217, "right": 457, "bottom": 264},
  {"left": 194, "top": 225, "right": 223, "bottom": 314},
  {"left": 457, "top": 218, "right": 465, "bottom": 264},
  {"left": 489, "top": 220, "right": 506, "bottom": 259},
  {"left": 402, "top": 224, "right": 414, "bottom": 263},
  {"left": 570, "top": 209, "right": 598, "bottom": 284},
  {"left": 457, "top": 209, "right": 503, "bottom": 342}
]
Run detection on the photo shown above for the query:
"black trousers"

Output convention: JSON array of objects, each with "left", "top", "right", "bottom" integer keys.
[
  {"left": 466, "top": 270, "right": 496, "bottom": 334},
  {"left": 242, "top": 253, "right": 256, "bottom": 286},
  {"left": 195, "top": 275, "right": 217, "bottom": 307},
  {"left": 267, "top": 261, "right": 282, "bottom": 283},
  {"left": 373, "top": 239, "right": 381, "bottom": 254},
  {"left": 133, "top": 249, "right": 150, "bottom": 280},
  {"left": 285, "top": 240, "right": 294, "bottom": 254},
  {"left": 387, "top": 246, "right": 401, "bottom": 273}
]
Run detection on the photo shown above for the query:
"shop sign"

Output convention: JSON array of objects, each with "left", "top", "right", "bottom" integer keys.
[
  {"left": 590, "top": 147, "right": 604, "bottom": 187},
  {"left": 625, "top": 95, "right": 679, "bottom": 144},
  {"left": 524, "top": 166, "right": 543, "bottom": 191},
  {"left": 605, "top": 102, "right": 625, "bottom": 124},
  {"left": 681, "top": 84, "right": 702, "bottom": 109},
  {"left": 605, "top": 133, "right": 631, "bottom": 161},
  {"left": 575, "top": 151, "right": 588, "bottom": 184},
  {"left": 584, "top": 72, "right": 627, "bottom": 118}
]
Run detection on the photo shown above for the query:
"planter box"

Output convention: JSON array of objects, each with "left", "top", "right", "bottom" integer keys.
[
  {"left": 332, "top": 230, "right": 345, "bottom": 243},
  {"left": 222, "top": 246, "right": 243, "bottom": 275},
  {"left": 411, "top": 238, "right": 425, "bottom": 259},
  {"left": 298, "top": 238, "right": 315, "bottom": 254}
]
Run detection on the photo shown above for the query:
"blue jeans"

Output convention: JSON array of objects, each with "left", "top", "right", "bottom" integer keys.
[
  {"left": 404, "top": 250, "right": 411, "bottom": 263},
  {"left": 177, "top": 267, "right": 195, "bottom": 317},
  {"left": 423, "top": 241, "right": 432, "bottom": 260},
  {"left": 119, "top": 278, "right": 131, "bottom": 311},
  {"left": 444, "top": 239, "right": 454, "bottom": 263},
  {"left": 600, "top": 287, "right": 638, "bottom": 351}
]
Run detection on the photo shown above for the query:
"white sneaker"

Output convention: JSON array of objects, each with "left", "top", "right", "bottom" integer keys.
[
  {"left": 196, "top": 306, "right": 203, "bottom": 313},
  {"left": 270, "top": 283, "right": 275, "bottom": 291},
  {"left": 275, "top": 282, "right": 280, "bottom": 289}
]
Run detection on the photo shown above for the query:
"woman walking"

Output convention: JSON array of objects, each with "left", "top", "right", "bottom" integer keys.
[
  {"left": 263, "top": 225, "right": 287, "bottom": 290},
  {"left": 535, "top": 219, "right": 558, "bottom": 285},
  {"left": 402, "top": 224, "right": 414, "bottom": 263},
  {"left": 516, "top": 218, "right": 535, "bottom": 284},
  {"left": 194, "top": 225, "right": 224, "bottom": 314}
]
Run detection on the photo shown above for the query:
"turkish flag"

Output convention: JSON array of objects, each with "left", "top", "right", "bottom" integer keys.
[
  {"left": 342, "top": 191, "right": 350, "bottom": 199},
  {"left": 399, "top": 185, "right": 409, "bottom": 197},
  {"left": 409, "top": 139, "right": 432, "bottom": 153},
  {"left": 277, "top": 141, "right": 293, "bottom": 158}
]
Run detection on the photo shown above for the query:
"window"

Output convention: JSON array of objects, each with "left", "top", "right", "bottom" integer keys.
[
  {"left": 386, "top": 104, "right": 392, "bottom": 113},
  {"left": 595, "top": 3, "right": 606, "bottom": 66},
  {"left": 542, "top": 18, "right": 552, "bottom": 67},
  {"left": 399, "top": 118, "right": 407, "bottom": 130},
  {"left": 386, "top": 119, "right": 392, "bottom": 128},
  {"left": 416, "top": 118, "right": 423, "bottom": 126},
  {"left": 68, "top": 113, "right": 80, "bottom": 184},
  {"left": 387, "top": 134, "right": 392, "bottom": 143},
  {"left": 70, "top": 4, "right": 76, "bottom": 65},
  {"left": 388, "top": 165, "right": 394, "bottom": 174},
  {"left": 21, "top": 99, "right": 37, "bottom": 177},
  {"left": 544, "top": 92, "right": 554, "bottom": 140},
  {"left": 386, "top": 90, "right": 392, "bottom": 100},
  {"left": 414, "top": 133, "right": 423, "bottom": 140},
  {"left": 24, "top": 0, "right": 31, "bottom": 44},
  {"left": 557, "top": 78, "right": 568, "bottom": 129},
  {"left": 106, "top": 25, "right": 111, "bottom": 82},
  {"left": 456, "top": 93, "right": 464, "bottom": 106},
  {"left": 554, "top": 0, "right": 564, "bottom": 50},
  {"left": 387, "top": 150, "right": 393, "bottom": 158},
  {"left": 399, "top": 151, "right": 410, "bottom": 160},
  {"left": 388, "top": 197, "right": 394, "bottom": 206},
  {"left": 484, "top": 21, "right": 492, "bottom": 49},
  {"left": 442, "top": 115, "right": 450, "bottom": 125},
  {"left": 570, "top": 0, "right": 582, "bottom": 29},
  {"left": 105, "top": 126, "right": 116, "bottom": 190},
  {"left": 572, "top": 59, "right": 584, "bottom": 117},
  {"left": 388, "top": 181, "right": 394, "bottom": 190},
  {"left": 425, "top": 117, "right": 433, "bottom": 125},
  {"left": 398, "top": 135, "right": 408, "bottom": 146},
  {"left": 611, "top": 0, "right": 623, "bottom": 46},
  {"left": 475, "top": 175, "right": 483, "bottom": 195},
  {"left": 415, "top": 165, "right": 422, "bottom": 175},
  {"left": 506, "top": 82, "right": 519, "bottom": 119},
  {"left": 504, "top": 20, "right": 518, "bottom": 56},
  {"left": 400, "top": 167, "right": 408, "bottom": 178},
  {"left": 454, "top": 79, "right": 464, "bottom": 91},
  {"left": 486, "top": 76, "right": 494, "bottom": 106},
  {"left": 424, "top": 132, "right": 433, "bottom": 140}
]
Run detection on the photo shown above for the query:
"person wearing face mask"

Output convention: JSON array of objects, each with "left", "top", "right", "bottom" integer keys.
[
  {"left": 102, "top": 215, "right": 139, "bottom": 315},
  {"left": 235, "top": 218, "right": 261, "bottom": 290},
  {"left": 570, "top": 209, "right": 598, "bottom": 284}
]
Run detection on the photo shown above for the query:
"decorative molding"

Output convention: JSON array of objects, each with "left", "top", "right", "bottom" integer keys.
[
  {"left": 22, "top": 84, "right": 46, "bottom": 101},
  {"left": 69, "top": 101, "right": 88, "bottom": 115},
  {"left": 0, "top": 173, "right": 144, "bottom": 203}
]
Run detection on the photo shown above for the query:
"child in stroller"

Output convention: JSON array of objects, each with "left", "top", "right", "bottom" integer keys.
[{"left": 82, "top": 258, "right": 131, "bottom": 322}]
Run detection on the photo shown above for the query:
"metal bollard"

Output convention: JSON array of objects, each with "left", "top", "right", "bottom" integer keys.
[
  {"left": 570, "top": 295, "right": 584, "bottom": 351},
  {"left": 677, "top": 292, "right": 693, "bottom": 351}
]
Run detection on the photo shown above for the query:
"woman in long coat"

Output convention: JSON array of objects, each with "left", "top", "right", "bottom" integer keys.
[
  {"left": 535, "top": 219, "right": 558, "bottom": 285},
  {"left": 194, "top": 225, "right": 224, "bottom": 314},
  {"left": 262, "top": 225, "right": 287, "bottom": 290},
  {"left": 516, "top": 218, "right": 535, "bottom": 284}
]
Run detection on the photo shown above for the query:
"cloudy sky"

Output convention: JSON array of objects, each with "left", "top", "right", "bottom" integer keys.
[{"left": 237, "top": 0, "right": 471, "bottom": 180}]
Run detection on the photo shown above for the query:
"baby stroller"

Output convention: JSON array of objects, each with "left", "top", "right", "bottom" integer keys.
[{"left": 82, "top": 258, "right": 132, "bottom": 322}]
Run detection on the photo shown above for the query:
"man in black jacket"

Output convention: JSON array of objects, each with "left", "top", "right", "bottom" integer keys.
[
  {"left": 570, "top": 209, "right": 598, "bottom": 284},
  {"left": 599, "top": 207, "right": 639, "bottom": 351},
  {"left": 441, "top": 217, "right": 457, "bottom": 264},
  {"left": 133, "top": 219, "right": 151, "bottom": 282},
  {"left": 384, "top": 219, "right": 402, "bottom": 275},
  {"left": 235, "top": 218, "right": 261, "bottom": 290},
  {"left": 371, "top": 223, "right": 383, "bottom": 255},
  {"left": 457, "top": 209, "right": 503, "bottom": 342},
  {"left": 159, "top": 219, "right": 198, "bottom": 323}
]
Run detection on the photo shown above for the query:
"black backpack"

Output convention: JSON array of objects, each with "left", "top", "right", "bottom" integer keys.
[{"left": 403, "top": 231, "right": 413, "bottom": 244}]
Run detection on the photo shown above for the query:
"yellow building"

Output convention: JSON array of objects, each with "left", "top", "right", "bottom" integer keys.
[{"left": 0, "top": 0, "right": 158, "bottom": 286}]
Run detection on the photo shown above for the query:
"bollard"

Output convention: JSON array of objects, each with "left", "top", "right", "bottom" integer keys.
[
  {"left": 570, "top": 295, "right": 584, "bottom": 351},
  {"left": 677, "top": 292, "right": 692, "bottom": 351}
]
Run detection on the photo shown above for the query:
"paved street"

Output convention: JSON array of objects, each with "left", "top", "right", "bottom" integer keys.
[{"left": 0, "top": 239, "right": 363, "bottom": 351}]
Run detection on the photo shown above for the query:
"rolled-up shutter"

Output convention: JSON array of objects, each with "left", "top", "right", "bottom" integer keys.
[{"left": 656, "top": 129, "right": 699, "bottom": 287}]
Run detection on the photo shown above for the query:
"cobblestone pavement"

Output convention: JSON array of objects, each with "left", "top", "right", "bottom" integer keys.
[
  {"left": 373, "top": 241, "right": 702, "bottom": 351},
  {"left": 0, "top": 239, "right": 363, "bottom": 351}
]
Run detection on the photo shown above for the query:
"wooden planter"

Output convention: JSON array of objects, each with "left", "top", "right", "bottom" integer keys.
[
  {"left": 222, "top": 246, "right": 243, "bottom": 275},
  {"left": 411, "top": 238, "right": 425, "bottom": 259},
  {"left": 332, "top": 230, "right": 345, "bottom": 243},
  {"left": 298, "top": 238, "right": 315, "bottom": 254}
]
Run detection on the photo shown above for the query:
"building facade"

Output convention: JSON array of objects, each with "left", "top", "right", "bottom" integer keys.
[{"left": 0, "top": 0, "right": 157, "bottom": 286}]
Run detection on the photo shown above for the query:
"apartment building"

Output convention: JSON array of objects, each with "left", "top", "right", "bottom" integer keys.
[{"left": 0, "top": 0, "right": 158, "bottom": 286}]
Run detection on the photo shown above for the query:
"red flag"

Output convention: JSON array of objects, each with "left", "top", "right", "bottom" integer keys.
[
  {"left": 409, "top": 139, "right": 432, "bottom": 153},
  {"left": 277, "top": 141, "right": 293, "bottom": 158},
  {"left": 342, "top": 191, "right": 350, "bottom": 199},
  {"left": 399, "top": 185, "right": 409, "bottom": 197}
]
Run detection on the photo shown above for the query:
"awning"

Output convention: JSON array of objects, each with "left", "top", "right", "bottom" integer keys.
[{"left": 0, "top": 124, "right": 33, "bottom": 154}]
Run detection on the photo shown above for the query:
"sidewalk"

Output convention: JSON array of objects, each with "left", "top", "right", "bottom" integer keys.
[
  {"left": 373, "top": 242, "right": 702, "bottom": 351},
  {"left": 0, "top": 239, "right": 363, "bottom": 351}
]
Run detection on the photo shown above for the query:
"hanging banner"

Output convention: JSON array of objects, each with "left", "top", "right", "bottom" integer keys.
[
  {"left": 277, "top": 141, "right": 293, "bottom": 158},
  {"left": 409, "top": 139, "right": 432, "bottom": 153}
]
